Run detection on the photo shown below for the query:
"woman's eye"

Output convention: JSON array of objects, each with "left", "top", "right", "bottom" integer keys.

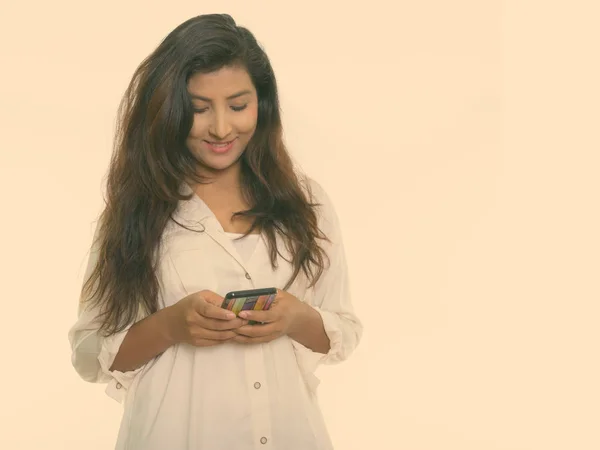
[{"left": 193, "top": 104, "right": 247, "bottom": 114}]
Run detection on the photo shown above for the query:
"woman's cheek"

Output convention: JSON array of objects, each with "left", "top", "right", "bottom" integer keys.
[
  {"left": 188, "top": 118, "right": 207, "bottom": 138},
  {"left": 237, "top": 111, "right": 258, "bottom": 133}
]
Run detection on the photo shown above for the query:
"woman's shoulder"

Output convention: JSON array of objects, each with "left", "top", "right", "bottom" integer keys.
[
  {"left": 297, "top": 173, "right": 340, "bottom": 232},
  {"left": 298, "top": 173, "right": 331, "bottom": 206}
]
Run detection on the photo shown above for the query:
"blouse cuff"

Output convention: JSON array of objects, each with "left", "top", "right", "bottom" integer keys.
[
  {"left": 312, "top": 307, "right": 345, "bottom": 364},
  {"left": 291, "top": 307, "right": 349, "bottom": 395},
  {"left": 97, "top": 329, "right": 143, "bottom": 404}
]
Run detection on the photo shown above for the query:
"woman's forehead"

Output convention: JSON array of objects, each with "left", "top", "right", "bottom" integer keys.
[{"left": 187, "top": 66, "right": 255, "bottom": 99}]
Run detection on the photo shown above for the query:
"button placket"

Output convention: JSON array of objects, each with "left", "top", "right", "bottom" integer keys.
[{"left": 245, "top": 345, "right": 271, "bottom": 449}]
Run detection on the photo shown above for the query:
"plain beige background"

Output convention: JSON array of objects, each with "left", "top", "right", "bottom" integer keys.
[{"left": 1, "top": 0, "right": 599, "bottom": 449}]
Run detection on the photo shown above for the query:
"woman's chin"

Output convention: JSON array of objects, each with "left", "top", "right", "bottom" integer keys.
[{"left": 197, "top": 154, "right": 243, "bottom": 174}]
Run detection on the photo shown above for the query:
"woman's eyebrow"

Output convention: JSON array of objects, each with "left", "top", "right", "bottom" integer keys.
[{"left": 190, "top": 90, "right": 252, "bottom": 102}]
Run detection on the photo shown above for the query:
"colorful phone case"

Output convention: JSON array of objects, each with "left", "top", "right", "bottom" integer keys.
[{"left": 223, "top": 293, "right": 276, "bottom": 315}]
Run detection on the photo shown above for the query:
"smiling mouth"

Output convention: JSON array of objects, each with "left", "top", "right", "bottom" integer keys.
[
  {"left": 206, "top": 139, "right": 234, "bottom": 145},
  {"left": 205, "top": 138, "right": 237, "bottom": 153}
]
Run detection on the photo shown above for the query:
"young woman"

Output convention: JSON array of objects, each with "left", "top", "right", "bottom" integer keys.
[{"left": 68, "top": 14, "right": 362, "bottom": 450}]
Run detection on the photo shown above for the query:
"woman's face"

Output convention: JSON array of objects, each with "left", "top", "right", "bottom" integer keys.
[{"left": 186, "top": 65, "right": 259, "bottom": 175}]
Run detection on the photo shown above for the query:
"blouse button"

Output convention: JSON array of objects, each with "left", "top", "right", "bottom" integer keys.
[
  {"left": 245, "top": 272, "right": 252, "bottom": 280},
  {"left": 116, "top": 383, "right": 122, "bottom": 389},
  {"left": 254, "top": 382, "right": 261, "bottom": 389},
  {"left": 260, "top": 437, "right": 268, "bottom": 444}
]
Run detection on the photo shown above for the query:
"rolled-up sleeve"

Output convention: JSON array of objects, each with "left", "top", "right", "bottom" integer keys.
[
  {"left": 292, "top": 178, "right": 363, "bottom": 387},
  {"left": 67, "top": 224, "right": 145, "bottom": 403}
]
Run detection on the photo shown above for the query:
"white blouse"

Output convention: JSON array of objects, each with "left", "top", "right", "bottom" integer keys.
[
  {"left": 226, "top": 232, "right": 261, "bottom": 263},
  {"left": 68, "top": 176, "right": 362, "bottom": 450}
]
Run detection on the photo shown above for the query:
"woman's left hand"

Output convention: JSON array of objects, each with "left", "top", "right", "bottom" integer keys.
[{"left": 232, "top": 289, "right": 305, "bottom": 345}]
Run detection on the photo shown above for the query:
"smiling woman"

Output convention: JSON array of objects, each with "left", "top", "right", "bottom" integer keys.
[
  {"left": 67, "top": 13, "right": 362, "bottom": 450},
  {"left": 186, "top": 67, "right": 258, "bottom": 172}
]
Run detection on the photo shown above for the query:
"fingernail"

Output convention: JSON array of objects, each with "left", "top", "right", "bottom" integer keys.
[
  {"left": 239, "top": 311, "right": 248, "bottom": 319},
  {"left": 226, "top": 312, "right": 236, "bottom": 319}
]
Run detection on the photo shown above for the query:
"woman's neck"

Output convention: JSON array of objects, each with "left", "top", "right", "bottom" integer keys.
[{"left": 193, "top": 161, "right": 243, "bottom": 197}]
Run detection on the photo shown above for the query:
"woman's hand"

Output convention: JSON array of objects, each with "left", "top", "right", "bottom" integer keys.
[
  {"left": 165, "top": 290, "right": 248, "bottom": 347},
  {"left": 232, "top": 289, "right": 306, "bottom": 345}
]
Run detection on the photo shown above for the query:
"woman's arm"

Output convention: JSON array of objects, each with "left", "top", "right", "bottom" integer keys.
[
  {"left": 287, "top": 301, "right": 331, "bottom": 354},
  {"left": 234, "top": 177, "right": 363, "bottom": 361},
  {"left": 297, "top": 177, "right": 363, "bottom": 364},
  {"left": 108, "top": 307, "right": 176, "bottom": 372}
]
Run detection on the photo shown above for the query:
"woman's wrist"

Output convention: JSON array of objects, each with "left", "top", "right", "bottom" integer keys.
[
  {"left": 288, "top": 302, "right": 330, "bottom": 354},
  {"left": 157, "top": 305, "right": 181, "bottom": 346},
  {"left": 288, "top": 301, "right": 319, "bottom": 337}
]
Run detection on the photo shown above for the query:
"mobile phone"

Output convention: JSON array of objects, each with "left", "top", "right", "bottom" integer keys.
[{"left": 221, "top": 287, "right": 277, "bottom": 325}]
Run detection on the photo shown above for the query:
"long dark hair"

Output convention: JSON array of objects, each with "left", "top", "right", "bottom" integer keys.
[{"left": 81, "top": 14, "right": 329, "bottom": 336}]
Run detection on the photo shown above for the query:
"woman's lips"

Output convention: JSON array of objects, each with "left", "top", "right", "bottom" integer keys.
[{"left": 205, "top": 138, "right": 236, "bottom": 154}]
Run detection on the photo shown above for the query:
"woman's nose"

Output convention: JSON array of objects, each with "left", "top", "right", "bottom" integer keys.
[{"left": 209, "top": 111, "right": 233, "bottom": 139}]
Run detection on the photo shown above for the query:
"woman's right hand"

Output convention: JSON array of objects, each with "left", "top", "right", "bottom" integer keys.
[{"left": 165, "top": 290, "right": 248, "bottom": 347}]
